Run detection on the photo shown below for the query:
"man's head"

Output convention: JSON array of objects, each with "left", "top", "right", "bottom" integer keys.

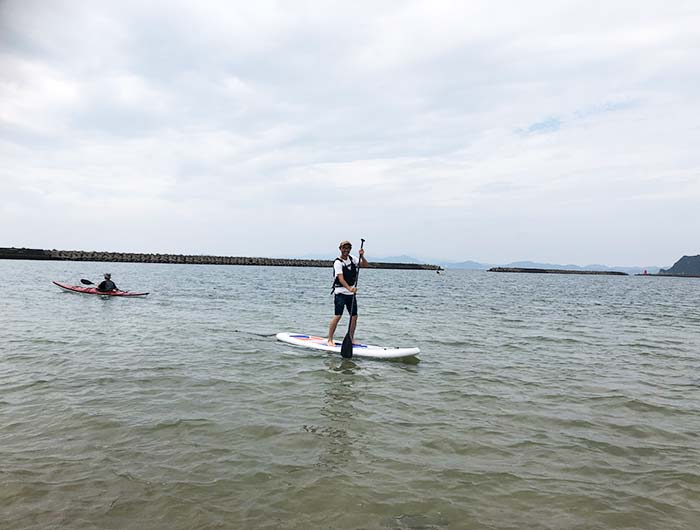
[
  {"left": 104, "top": 273, "right": 111, "bottom": 279},
  {"left": 339, "top": 241, "right": 352, "bottom": 256}
]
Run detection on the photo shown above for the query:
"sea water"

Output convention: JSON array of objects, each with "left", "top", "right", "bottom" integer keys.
[{"left": 1, "top": 259, "right": 699, "bottom": 530}]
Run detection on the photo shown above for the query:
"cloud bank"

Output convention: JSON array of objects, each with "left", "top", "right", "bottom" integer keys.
[{"left": 1, "top": 0, "right": 699, "bottom": 264}]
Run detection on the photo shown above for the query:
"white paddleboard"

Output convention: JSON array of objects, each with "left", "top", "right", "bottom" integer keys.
[{"left": 276, "top": 332, "right": 420, "bottom": 359}]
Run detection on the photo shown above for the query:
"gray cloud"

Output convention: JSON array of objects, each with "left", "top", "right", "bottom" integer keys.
[{"left": 1, "top": 0, "right": 699, "bottom": 264}]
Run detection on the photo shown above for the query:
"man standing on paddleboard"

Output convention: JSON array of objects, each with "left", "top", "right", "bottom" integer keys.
[{"left": 327, "top": 240, "right": 368, "bottom": 346}]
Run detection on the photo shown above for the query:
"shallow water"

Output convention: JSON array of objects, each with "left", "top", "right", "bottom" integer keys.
[{"left": 1, "top": 260, "right": 699, "bottom": 529}]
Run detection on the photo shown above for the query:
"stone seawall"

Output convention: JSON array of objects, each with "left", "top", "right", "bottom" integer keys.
[
  {"left": 489, "top": 267, "right": 628, "bottom": 276},
  {"left": 0, "top": 247, "right": 439, "bottom": 271},
  {"left": 0, "top": 247, "right": 54, "bottom": 260},
  {"left": 636, "top": 273, "right": 700, "bottom": 278}
]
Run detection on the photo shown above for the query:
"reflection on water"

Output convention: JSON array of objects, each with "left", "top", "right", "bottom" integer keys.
[
  {"left": 305, "top": 361, "right": 361, "bottom": 471},
  {"left": 326, "top": 358, "right": 361, "bottom": 374}
]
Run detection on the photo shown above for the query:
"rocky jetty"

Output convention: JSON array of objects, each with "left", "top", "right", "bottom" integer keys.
[
  {"left": 0, "top": 247, "right": 439, "bottom": 271},
  {"left": 657, "top": 255, "right": 700, "bottom": 277},
  {"left": 0, "top": 247, "right": 54, "bottom": 260},
  {"left": 489, "top": 267, "right": 627, "bottom": 276}
]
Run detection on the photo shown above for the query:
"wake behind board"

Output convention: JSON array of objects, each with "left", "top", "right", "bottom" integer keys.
[{"left": 276, "top": 332, "right": 420, "bottom": 359}]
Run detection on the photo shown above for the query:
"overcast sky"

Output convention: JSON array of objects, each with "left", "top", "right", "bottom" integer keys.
[{"left": 1, "top": 1, "right": 698, "bottom": 265}]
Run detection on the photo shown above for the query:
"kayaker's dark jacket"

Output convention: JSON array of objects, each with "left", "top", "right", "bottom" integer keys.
[
  {"left": 97, "top": 280, "right": 117, "bottom": 292},
  {"left": 332, "top": 258, "right": 357, "bottom": 293}
]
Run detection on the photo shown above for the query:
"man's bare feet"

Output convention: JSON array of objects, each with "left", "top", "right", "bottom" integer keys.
[{"left": 327, "top": 340, "right": 335, "bottom": 346}]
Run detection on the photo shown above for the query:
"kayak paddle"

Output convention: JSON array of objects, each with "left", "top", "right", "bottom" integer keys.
[
  {"left": 80, "top": 279, "right": 95, "bottom": 285},
  {"left": 340, "top": 238, "right": 365, "bottom": 359}
]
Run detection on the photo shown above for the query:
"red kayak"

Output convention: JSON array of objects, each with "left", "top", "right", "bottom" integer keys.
[{"left": 52, "top": 281, "right": 149, "bottom": 297}]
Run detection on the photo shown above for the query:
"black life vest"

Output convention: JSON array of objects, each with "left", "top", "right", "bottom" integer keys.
[
  {"left": 331, "top": 257, "right": 357, "bottom": 292},
  {"left": 97, "top": 280, "right": 117, "bottom": 292}
]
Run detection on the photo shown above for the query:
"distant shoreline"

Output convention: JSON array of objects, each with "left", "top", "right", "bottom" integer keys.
[
  {"left": 0, "top": 247, "right": 439, "bottom": 271},
  {"left": 489, "top": 267, "right": 700, "bottom": 278},
  {"left": 489, "top": 267, "right": 627, "bottom": 276}
]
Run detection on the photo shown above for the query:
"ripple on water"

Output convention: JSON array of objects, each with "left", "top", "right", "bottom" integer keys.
[{"left": 1, "top": 263, "right": 700, "bottom": 529}]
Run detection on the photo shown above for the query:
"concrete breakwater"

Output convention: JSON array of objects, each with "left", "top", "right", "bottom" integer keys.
[
  {"left": 489, "top": 267, "right": 628, "bottom": 276},
  {"left": 0, "top": 247, "right": 439, "bottom": 271},
  {"left": 636, "top": 273, "right": 700, "bottom": 278}
]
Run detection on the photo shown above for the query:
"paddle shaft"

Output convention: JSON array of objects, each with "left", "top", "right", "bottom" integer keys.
[
  {"left": 346, "top": 238, "right": 364, "bottom": 322},
  {"left": 340, "top": 239, "right": 365, "bottom": 358}
]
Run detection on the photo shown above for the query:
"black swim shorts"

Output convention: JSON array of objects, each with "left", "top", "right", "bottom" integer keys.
[{"left": 334, "top": 293, "right": 358, "bottom": 316}]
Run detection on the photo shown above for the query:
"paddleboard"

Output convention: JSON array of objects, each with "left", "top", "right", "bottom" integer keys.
[
  {"left": 276, "top": 332, "right": 420, "bottom": 359},
  {"left": 53, "top": 281, "right": 149, "bottom": 297}
]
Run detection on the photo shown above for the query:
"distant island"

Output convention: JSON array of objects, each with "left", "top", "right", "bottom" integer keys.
[
  {"left": 438, "top": 260, "right": 661, "bottom": 275},
  {"left": 655, "top": 255, "right": 700, "bottom": 277}
]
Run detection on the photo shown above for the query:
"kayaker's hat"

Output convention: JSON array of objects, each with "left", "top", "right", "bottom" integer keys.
[
  {"left": 339, "top": 240, "right": 352, "bottom": 249},
  {"left": 104, "top": 273, "right": 111, "bottom": 279}
]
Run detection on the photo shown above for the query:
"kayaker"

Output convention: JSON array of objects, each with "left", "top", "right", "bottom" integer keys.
[
  {"left": 327, "top": 240, "right": 368, "bottom": 346},
  {"left": 96, "top": 273, "right": 118, "bottom": 292}
]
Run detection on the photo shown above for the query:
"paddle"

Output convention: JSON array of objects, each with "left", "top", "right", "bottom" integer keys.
[
  {"left": 80, "top": 279, "right": 94, "bottom": 285},
  {"left": 340, "top": 238, "right": 365, "bottom": 359}
]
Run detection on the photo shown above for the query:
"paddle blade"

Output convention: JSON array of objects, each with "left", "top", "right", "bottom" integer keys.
[
  {"left": 80, "top": 279, "right": 94, "bottom": 285},
  {"left": 340, "top": 333, "right": 354, "bottom": 358}
]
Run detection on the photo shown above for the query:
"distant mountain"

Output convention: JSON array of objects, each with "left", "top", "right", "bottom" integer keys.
[
  {"left": 436, "top": 259, "right": 662, "bottom": 274},
  {"left": 374, "top": 255, "right": 421, "bottom": 264},
  {"left": 291, "top": 253, "right": 663, "bottom": 274},
  {"left": 501, "top": 261, "right": 661, "bottom": 274},
  {"left": 506, "top": 261, "right": 579, "bottom": 270},
  {"left": 437, "top": 260, "right": 493, "bottom": 270},
  {"left": 598, "top": 265, "right": 662, "bottom": 275},
  {"left": 659, "top": 255, "right": 700, "bottom": 276}
]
